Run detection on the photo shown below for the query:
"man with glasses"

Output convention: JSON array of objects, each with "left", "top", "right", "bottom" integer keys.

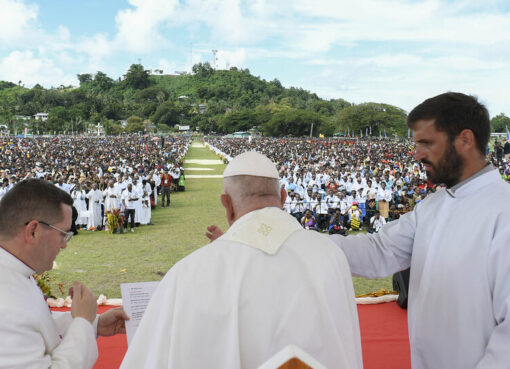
[{"left": 0, "top": 179, "right": 128, "bottom": 369}]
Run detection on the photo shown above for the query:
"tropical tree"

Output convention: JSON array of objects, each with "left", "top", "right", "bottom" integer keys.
[
  {"left": 124, "top": 64, "right": 151, "bottom": 89},
  {"left": 77, "top": 73, "right": 93, "bottom": 85},
  {"left": 262, "top": 108, "right": 323, "bottom": 137},
  {"left": 334, "top": 103, "right": 407, "bottom": 137},
  {"left": 491, "top": 113, "right": 510, "bottom": 133},
  {"left": 125, "top": 115, "right": 145, "bottom": 133}
]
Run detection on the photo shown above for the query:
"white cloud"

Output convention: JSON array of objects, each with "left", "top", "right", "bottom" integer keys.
[
  {"left": 216, "top": 48, "right": 247, "bottom": 69},
  {"left": 76, "top": 33, "right": 114, "bottom": 64},
  {"left": 281, "top": 0, "right": 510, "bottom": 53},
  {"left": 156, "top": 58, "right": 183, "bottom": 75},
  {"left": 301, "top": 51, "right": 510, "bottom": 115},
  {"left": 56, "top": 25, "right": 71, "bottom": 42},
  {"left": 1, "top": 0, "right": 509, "bottom": 115},
  {"left": 0, "top": 0, "right": 39, "bottom": 47},
  {"left": 113, "top": 0, "right": 179, "bottom": 54},
  {"left": 0, "top": 50, "right": 76, "bottom": 87}
]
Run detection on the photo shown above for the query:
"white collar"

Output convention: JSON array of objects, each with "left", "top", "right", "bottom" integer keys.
[{"left": 446, "top": 164, "right": 495, "bottom": 198}]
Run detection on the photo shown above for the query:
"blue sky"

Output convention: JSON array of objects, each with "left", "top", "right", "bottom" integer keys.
[{"left": 1, "top": 0, "right": 509, "bottom": 116}]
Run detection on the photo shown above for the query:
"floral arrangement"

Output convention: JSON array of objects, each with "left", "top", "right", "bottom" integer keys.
[
  {"left": 34, "top": 273, "right": 53, "bottom": 297},
  {"left": 34, "top": 272, "right": 64, "bottom": 299},
  {"left": 105, "top": 209, "right": 123, "bottom": 233}
]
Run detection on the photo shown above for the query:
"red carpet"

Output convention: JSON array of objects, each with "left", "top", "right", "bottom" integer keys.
[
  {"left": 358, "top": 303, "right": 411, "bottom": 369},
  {"left": 53, "top": 303, "right": 411, "bottom": 369}
]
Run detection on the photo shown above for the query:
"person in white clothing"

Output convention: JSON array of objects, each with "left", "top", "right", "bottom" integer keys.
[
  {"left": 368, "top": 211, "right": 386, "bottom": 233},
  {"left": 375, "top": 181, "right": 392, "bottom": 219},
  {"left": 86, "top": 183, "right": 102, "bottom": 230},
  {"left": 332, "top": 92, "right": 510, "bottom": 369},
  {"left": 151, "top": 170, "right": 161, "bottom": 206},
  {"left": 140, "top": 188, "right": 152, "bottom": 225},
  {"left": 55, "top": 177, "right": 73, "bottom": 194},
  {"left": 132, "top": 178, "right": 144, "bottom": 224},
  {"left": 103, "top": 180, "right": 120, "bottom": 212},
  {"left": 121, "top": 183, "right": 138, "bottom": 232},
  {"left": 120, "top": 151, "right": 362, "bottom": 369},
  {"left": 0, "top": 179, "right": 9, "bottom": 201},
  {"left": 71, "top": 184, "right": 88, "bottom": 228},
  {"left": 0, "top": 179, "right": 128, "bottom": 369}
]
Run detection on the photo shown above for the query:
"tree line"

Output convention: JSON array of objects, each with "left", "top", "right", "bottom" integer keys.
[{"left": 0, "top": 64, "right": 508, "bottom": 136}]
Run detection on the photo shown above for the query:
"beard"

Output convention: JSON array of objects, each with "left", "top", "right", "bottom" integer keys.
[{"left": 422, "top": 143, "right": 464, "bottom": 188}]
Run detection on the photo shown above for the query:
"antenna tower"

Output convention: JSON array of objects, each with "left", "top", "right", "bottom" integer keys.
[{"left": 212, "top": 49, "right": 218, "bottom": 69}]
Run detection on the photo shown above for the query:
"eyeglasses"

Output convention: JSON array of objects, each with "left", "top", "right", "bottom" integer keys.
[{"left": 29, "top": 221, "right": 74, "bottom": 242}]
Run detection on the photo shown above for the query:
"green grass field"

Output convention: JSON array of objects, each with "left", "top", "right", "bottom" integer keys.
[{"left": 47, "top": 142, "right": 392, "bottom": 298}]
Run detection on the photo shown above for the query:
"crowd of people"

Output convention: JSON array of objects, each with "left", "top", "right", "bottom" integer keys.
[
  {"left": 0, "top": 135, "right": 191, "bottom": 233},
  {"left": 1, "top": 91, "right": 510, "bottom": 369},
  {"left": 206, "top": 134, "right": 510, "bottom": 234}
]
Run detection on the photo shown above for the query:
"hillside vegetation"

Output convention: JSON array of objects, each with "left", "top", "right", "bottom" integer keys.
[{"left": 1, "top": 63, "right": 410, "bottom": 137}]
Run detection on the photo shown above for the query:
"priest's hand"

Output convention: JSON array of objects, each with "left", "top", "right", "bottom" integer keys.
[
  {"left": 97, "top": 307, "right": 129, "bottom": 336},
  {"left": 206, "top": 225, "right": 224, "bottom": 242},
  {"left": 69, "top": 282, "right": 97, "bottom": 324}
]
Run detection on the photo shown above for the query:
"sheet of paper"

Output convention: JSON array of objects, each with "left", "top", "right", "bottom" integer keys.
[{"left": 121, "top": 281, "right": 160, "bottom": 345}]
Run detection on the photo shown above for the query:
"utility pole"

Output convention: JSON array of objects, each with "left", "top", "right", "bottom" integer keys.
[
  {"left": 212, "top": 49, "right": 218, "bottom": 70},
  {"left": 190, "top": 42, "right": 193, "bottom": 72},
  {"left": 310, "top": 122, "right": 314, "bottom": 137}
]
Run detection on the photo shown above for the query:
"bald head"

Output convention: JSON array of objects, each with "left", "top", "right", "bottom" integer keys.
[
  {"left": 221, "top": 151, "right": 285, "bottom": 225},
  {"left": 221, "top": 175, "right": 285, "bottom": 225},
  {"left": 224, "top": 175, "right": 281, "bottom": 202}
]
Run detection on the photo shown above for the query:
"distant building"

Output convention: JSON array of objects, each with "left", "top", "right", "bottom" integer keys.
[
  {"left": 198, "top": 104, "right": 207, "bottom": 114},
  {"left": 150, "top": 69, "right": 165, "bottom": 75},
  {"left": 34, "top": 113, "right": 48, "bottom": 121},
  {"left": 175, "top": 125, "right": 190, "bottom": 131},
  {"left": 14, "top": 115, "right": 31, "bottom": 121}
]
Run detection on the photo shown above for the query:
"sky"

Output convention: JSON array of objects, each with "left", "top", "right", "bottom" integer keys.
[{"left": 1, "top": 0, "right": 510, "bottom": 115}]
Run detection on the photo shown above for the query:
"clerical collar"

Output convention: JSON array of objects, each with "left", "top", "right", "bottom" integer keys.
[{"left": 445, "top": 163, "right": 494, "bottom": 198}]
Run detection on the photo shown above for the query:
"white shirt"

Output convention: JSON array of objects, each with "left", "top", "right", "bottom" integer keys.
[
  {"left": 0, "top": 247, "right": 97, "bottom": 369},
  {"left": 376, "top": 187, "right": 392, "bottom": 202},
  {"left": 122, "top": 189, "right": 138, "bottom": 210},
  {"left": 370, "top": 215, "right": 386, "bottom": 232},
  {"left": 332, "top": 168, "right": 510, "bottom": 369},
  {"left": 0, "top": 186, "right": 8, "bottom": 201},
  {"left": 55, "top": 182, "right": 73, "bottom": 194},
  {"left": 121, "top": 208, "right": 362, "bottom": 369},
  {"left": 325, "top": 194, "right": 340, "bottom": 210},
  {"left": 103, "top": 186, "right": 120, "bottom": 211}
]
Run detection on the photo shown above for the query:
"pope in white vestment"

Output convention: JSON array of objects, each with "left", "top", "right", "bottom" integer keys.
[
  {"left": 121, "top": 208, "right": 362, "bottom": 369},
  {"left": 120, "top": 151, "right": 362, "bottom": 369}
]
